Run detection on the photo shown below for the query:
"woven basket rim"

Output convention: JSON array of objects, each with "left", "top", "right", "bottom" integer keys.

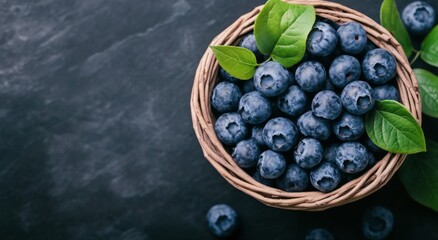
[{"left": 190, "top": 0, "right": 421, "bottom": 211}]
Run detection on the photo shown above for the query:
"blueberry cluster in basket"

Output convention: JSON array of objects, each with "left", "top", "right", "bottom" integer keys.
[{"left": 212, "top": 19, "right": 400, "bottom": 193}]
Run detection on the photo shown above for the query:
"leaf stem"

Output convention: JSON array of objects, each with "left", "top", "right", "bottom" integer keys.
[{"left": 410, "top": 51, "right": 421, "bottom": 65}]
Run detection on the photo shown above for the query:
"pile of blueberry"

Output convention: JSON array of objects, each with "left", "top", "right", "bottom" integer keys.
[{"left": 212, "top": 19, "right": 400, "bottom": 193}]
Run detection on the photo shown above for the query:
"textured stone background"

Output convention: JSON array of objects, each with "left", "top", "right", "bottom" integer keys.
[{"left": 0, "top": 0, "right": 437, "bottom": 239}]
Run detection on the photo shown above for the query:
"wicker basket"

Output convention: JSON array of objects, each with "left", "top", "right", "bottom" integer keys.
[{"left": 191, "top": 0, "right": 421, "bottom": 211}]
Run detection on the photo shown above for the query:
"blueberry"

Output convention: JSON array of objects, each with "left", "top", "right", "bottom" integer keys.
[
  {"left": 402, "top": 1, "right": 436, "bottom": 36},
  {"left": 220, "top": 67, "right": 238, "bottom": 83},
  {"left": 297, "top": 111, "right": 331, "bottom": 140},
  {"left": 240, "top": 33, "right": 267, "bottom": 62},
  {"left": 254, "top": 61, "right": 291, "bottom": 97},
  {"left": 307, "top": 22, "right": 338, "bottom": 57},
  {"left": 252, "top": 170, "right": 275, "bottom": 187},
  {"left": 240, "top": 78, "right": 256, "bottom": 94},
  {"left": 215, "top": 113, "right": 248, "bottom": 145},
  {"left": 288, "top": 71, "right": 296, "bottom": 85},
  {"left": 359, "top": 41, "right": 377, "bottom": 59},
  {"left": 337, "top": 22, "right": 368, "bottom": 54},
  {"left": 362, "top": 49, "right": 397, "bottom": 85},
  {"left": 310, "top": 162, "right": 341, "bottom": 192},
  {"left": 336, "top": 142, "right": 369, "bottom": 173},
  {"left": 305, "top": 228, "right": 334, "bottom": 240},
  {"left": 333, "top": 112, "right": 364, "bottom": 141},
  {"left": 257, "top": 150, "right": 287, "bottom": 179},
  {"left": 325, "top": 78, "right": 336, "bottom": 91},
  {"left": 294, "top": 138, "right": 324, "bottom": 169},
  {"left": 238, "top": 91, "right": 272, "bottom": 125},
  {"left": 341, "top": 81, "right": 375, "bottom": 115},
  {"left": 206, "top": 204, "right": 238, "bottom": 237},
  {"left": 363, "top": 136, "right": 385, "bottom": 154},
  {"left": 329, "top": 55, "right": 361, "bottom": 88},
  {"left": 211, "top": 82, "right": 242, "bottom": 113},
  {"left": 263, "top": 117, "right": 299, "bottom": 152},
  {"left": 276, "top": 164, "right": 309, "bottom": 192},
  {"left": 373, "top": 84, "right": 400, "bottom": 101},
  {"left": 268, "top": 98, "right": 283, "bottom": 118},
  {"left": 367, "top": 152, "right": 377, "bottom": 168},
  {"left": 312, "top": 90, "right": 342, "bottom": 120},
  {"left": 295, "top": 61, "right": 326, "bottom": 93},
  {"left": 324, "top": 143, "right": 340, "bottom": 164},
  {"left": 232, "top": 139, "right": 260, "bottom": 168},
  {"left": 277, "top": 85, "right": 308, "bottom": 117},
  {"left": 362, "top": 206, "right": 394, "bottom": 240},
  {"left": 251, "top": 125, "right": 265, "bottom": 146},
  {"left": 317, "top": 16, "right": 340, "bottom": 30}
]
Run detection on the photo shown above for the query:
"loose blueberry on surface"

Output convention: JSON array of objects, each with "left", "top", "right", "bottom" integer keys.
[
  {"left": 214, "top": 113, "right": 248, "bottom": 145},
  {"left": 362, "top": 48, "right": 397, "bottom": 85},
  {"left": 252, "top": 170, "right": 275, "bottom": 187},
  {"left": 333, "top": 112, "right": 365, "bottom": 141},
  {"left": 239, "top": 33, "right": 266, "bottom": 62},
  {"left": 402, "top": 1, "right": 436, "bottom": 36},
  {"left": 312, "top": 90, "right": 342, "bottom": 120},
  {"left": 277, "top": 85, "right": 308, "bottom": 117},
  {"left": 276, "top": 164, "right": 309, "bottom": 192},
  {"left": 262, "top": 117, "right": 299, "bottom": 152},
  {"left": 337, "top": 21, "right": 368, "bottom": 54},
  {"left": 238, "top": 91, "right": 272, "bottom": 125},
  {"left": 295, "top": 61, "right": 326, "bottom": 93},
  {"left": 336, "top": 142, "right": 369, "bottom": 173},
  {"left": 232, "top": 139, "right": 260, "bottom": 168},
  {"left": 373, "top": 84, "right": 400, "bottom": 101},
  {"left": 251, "top": 125, "right": 265, "bottom": 147},
  {"left": 211, "top": 82, "right": 242, "bottom": 113},
  {"left": 240, "top": 78, "right": 257, "bottom": 94},
  {"left": 310, "top": 162, "right": 341, "bottom": 192},
  {"left": 294, "top": 138, "right": 324, "bottom": 169},
  {"left": 307, "top": 22, "right": 339, "bottom": 57},
  {"left": 297, "top": 111, "right": 332, "bottom": 141},
  {"left": 329, "top": 55, "right": 361, "bottom": 88},
  {"left": 341, "top": 81, "right": 375, "bottom": 115},
  {"left": 206, "top": 204, "right": 238, "bottom": 238},
  {"left": 254, "top": 61, "right": 291, "bottom": 97},
  {"left": 257, "top": 150, "right": 287, "bottom": 179},
  {"left": 305, "top": 228, "right": 335, "bottom": 240},
  {"left": 362, "top": 206, "right": 394, "bottom": 240},
  {"left": 220, "top": 67, "right": 238, "bottom": 83}
]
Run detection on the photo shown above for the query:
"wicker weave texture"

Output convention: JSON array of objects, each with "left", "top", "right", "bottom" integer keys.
[{"left": 191, "top": 0, "right": 421, "bottom": 211}]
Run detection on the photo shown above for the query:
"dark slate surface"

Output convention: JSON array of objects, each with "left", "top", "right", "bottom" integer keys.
[{"left": 0, "top": 0, "right": 437, "bottom": 239}]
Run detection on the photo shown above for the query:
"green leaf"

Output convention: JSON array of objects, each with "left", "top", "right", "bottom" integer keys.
[
  {"left": 210, "top": 46, "right": 258, "bottom": 80},
  {"left": 399, "top": 139, "right": 438, "bottom": 212},
  {"left": 254, "top": 0, "right": 315, "bottom": 68},
  {"left": 365, "top": 100, "right": 426, "bottom": 154},
  {"left": 380, "top": 0, "right": 413, "bottom": 57},
  {"left": 254, "top": 0, "right": 280, "bottom": 55},
  {"left": 421, "top": 25, "right": 438, "bottom": 67},
  {"left": 414, "top": 69, "right": 438, "bottom": 118}
]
